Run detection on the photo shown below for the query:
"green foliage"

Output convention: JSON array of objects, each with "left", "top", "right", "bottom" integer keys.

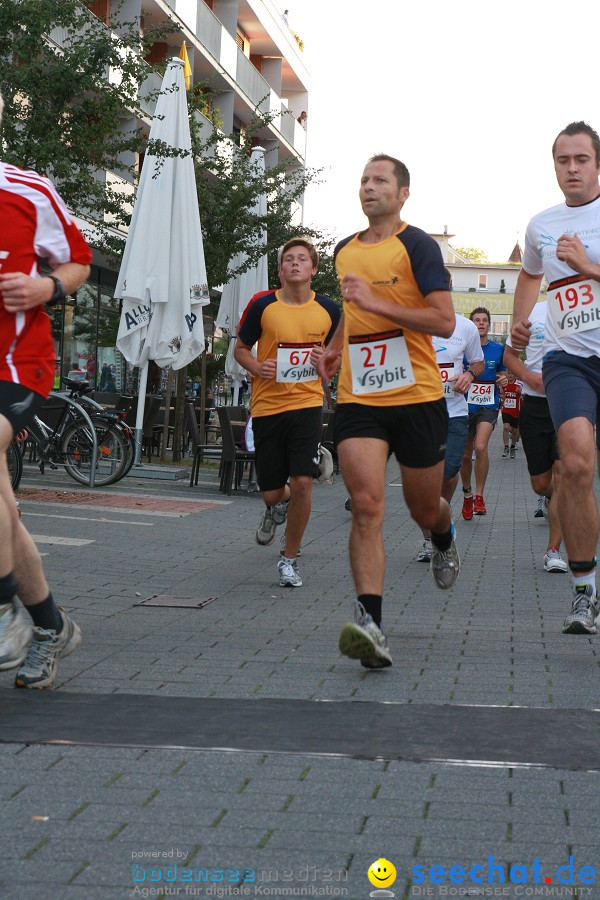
[
  {"left": 0, "top": 0, "right": 178, "bottom": 259},
  {"left": 454, "top": 246, "right": 489, "bottom": 263}
]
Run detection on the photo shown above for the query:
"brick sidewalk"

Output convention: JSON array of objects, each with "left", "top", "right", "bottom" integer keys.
[{"left": 2, "top": 432, "right": 600, "bottom": 899}]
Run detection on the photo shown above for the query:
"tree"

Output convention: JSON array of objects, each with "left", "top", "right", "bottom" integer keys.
[
  {"left": 0, "top": 0, "right": 178, "bottom": 260},
  {"left": 454, "top": 246, "right": 489, "bottom": 263}
]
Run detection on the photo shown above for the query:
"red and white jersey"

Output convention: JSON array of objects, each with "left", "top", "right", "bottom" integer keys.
[
  {"left": 502, "top": 380, "right": 523, "bottom": 416},
  {"left": 0, "top": 162, "right": 92, "bottom": 395}
]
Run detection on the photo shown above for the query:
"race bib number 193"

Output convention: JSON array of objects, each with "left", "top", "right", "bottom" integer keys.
[
  {"left": 348, "top": 329, "right": 415, "bottom": 395},
  {"left": 548, "top": 275, "right": 600, "bottom": 337}
]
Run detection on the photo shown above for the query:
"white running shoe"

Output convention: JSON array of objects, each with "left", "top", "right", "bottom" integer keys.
[
  {"left": 339, "top": 601, "right": 392, "bottom": 669},
  {"left": 543, "top": 548, "right": 568, "bottom": 574},
  {"left": 15, "top": 609, "right": 81, "bottom": 689},
  {"left": 0, "top": 602, "right": 32, "bottom": 671},
  {"left": 416, "top": 539, "right": 433, "bottom": 563},
  {"left": 278, "top": 556, "right": 302, "bottom": 587}
]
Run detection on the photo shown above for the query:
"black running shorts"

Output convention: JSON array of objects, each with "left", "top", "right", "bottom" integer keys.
[
  {"left": 252, "top": 406, "right": 322, "bottom": 492},
  {"left": 519, "top": 395, "right": 559, "bottom": 477},
  {"left": 0, "top": 381, "right": 46, "bottom": 436},
  {"left": 333, "top": 398, "right": 448, "bottom": 469}
]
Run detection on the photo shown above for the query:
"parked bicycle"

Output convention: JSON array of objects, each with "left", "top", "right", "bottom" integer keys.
[
  {"left": 8, "top": 441, "right": 23, "bottom": 491},
  {"left": 24, "top": 379, "right": 133, "bottom": 487}
]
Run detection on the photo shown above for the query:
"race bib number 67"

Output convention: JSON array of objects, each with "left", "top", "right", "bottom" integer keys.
[
  {"left": 348, "top": 329, "right": 415, "bottom": 395},
  {"left": 276, "top": 342, "right": 319, "bottom": 383},
  {"left": 548, "top": 275, "right": 600, "bottom": 337}
]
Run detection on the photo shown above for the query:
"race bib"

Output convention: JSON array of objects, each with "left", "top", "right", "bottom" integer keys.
[
  {"left": 438, "top": 362, "right": 457, "bottom": 398},
  {"left": 276, "top": 342, "right": 319, "bottom": 383},
  {"left": 468, "top": 382, "right": 495, "bottom": 406},
  {"left": 548, "top": 276, "right": 600, "bottom": 337},
  {"left": 348, "top": 329, "right": 415, "bottom": 395},
  {"left": 504, "top": 396, "right": 517, "bottom": 410}
]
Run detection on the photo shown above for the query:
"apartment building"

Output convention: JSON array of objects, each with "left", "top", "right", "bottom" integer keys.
[
  {"left": 431, "top": 230, "right": 524, "bottom": 338},
  {"left": 47, "top": 0, "right": 309, "bottom": 389}
]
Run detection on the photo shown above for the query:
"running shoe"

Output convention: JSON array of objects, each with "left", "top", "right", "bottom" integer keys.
[
  {"left": 344, "top": 497, "right": 352, "bottom": 512},
  {"left": 544, "top": 548, "right": 568, "bottom": 574},
  {"left": 462, "top": 494, "right": 473, "bottom": 520},
  {"left": 0, "top": 602, "right": 32, "bottom": 671},
  {"left": 473, "top": 495, "right": 486, "bottom": 516},
  {"left": 256, "top": 500, "right": 288, "bottom": 546},
  {"left": 502, "top": 445, "right": 509, "bottom": 458},
  {"left": 534, "top": 496, "right": 546, "bottom": 519},
  {"left": 562, "top": 585, "right": 600, "bottom": 635},
  {"left": 339, "top": 601, "right": 392, "bottom": 669},
  {"left": 430, "top": 526, "right": 460, "bottom": 590},
  {"left": 278, "top": 556, "right": 302, "bottom": 587},
  {"left": 416, "top": 538, "right": 433, "bottom": 562},
  {"left": 510, "top": 446, "right": 516, "bottom": 459},
  {"left": 15, "top": 609, "right": 81, "bottom": 689}
]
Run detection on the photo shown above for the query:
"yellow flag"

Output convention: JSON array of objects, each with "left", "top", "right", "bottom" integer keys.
[{"left": 179, "top": 41, "right": 192, "bottom": 90}]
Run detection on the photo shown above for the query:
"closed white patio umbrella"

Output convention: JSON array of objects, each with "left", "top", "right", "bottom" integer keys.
[{"left": 116, "top": 57, "right": 209, "bottom": 461}]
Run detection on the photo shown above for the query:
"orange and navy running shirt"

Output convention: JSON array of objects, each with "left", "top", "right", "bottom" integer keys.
[
  {"left": 335, "top": 224, "right": 450, "bottom": 407},
  {"left": 237, "top": 290, "right": 340, "bottom": 417},
  {"left": 0, "top": 163, "right": 92, "bottom": 396}
]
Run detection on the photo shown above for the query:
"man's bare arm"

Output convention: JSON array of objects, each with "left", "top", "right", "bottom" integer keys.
[{"left": 0, "top": 262, "right": 90, "bottom": 313}]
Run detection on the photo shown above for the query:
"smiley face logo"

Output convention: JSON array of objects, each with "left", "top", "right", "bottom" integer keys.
[{"left": 368, "top": 858, "right": 397, "bottom": 889}]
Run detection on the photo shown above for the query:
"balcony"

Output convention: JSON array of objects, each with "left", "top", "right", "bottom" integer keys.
[{"left": 236, "top": 49, "right": 270, "bottom": 114}]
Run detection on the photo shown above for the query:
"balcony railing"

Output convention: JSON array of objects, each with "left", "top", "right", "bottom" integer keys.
[
  {"left": 236, "top": 49, "right": 270, "bottom": 114},
  {"left": 197, "top": 0, "right": 222, "bottom": 60}
]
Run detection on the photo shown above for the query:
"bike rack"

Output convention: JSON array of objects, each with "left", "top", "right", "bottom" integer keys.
[{"left": 49, "top": 391, "right": 99, "bottom": 488}]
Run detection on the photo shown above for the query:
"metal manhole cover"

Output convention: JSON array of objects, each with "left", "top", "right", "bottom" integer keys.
[{"left": 135, "top": 595, "right": 217, "bottom": 608}]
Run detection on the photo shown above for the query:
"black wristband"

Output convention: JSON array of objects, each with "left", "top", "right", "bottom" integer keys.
[
  {"left": 467, "top": 368, "right": 477, "bottom": 380},
  {"left": 46, "top": 274, "right": 66, "bottom": 308}
]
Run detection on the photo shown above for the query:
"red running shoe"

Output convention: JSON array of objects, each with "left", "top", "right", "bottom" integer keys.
[
  {"left": 474, "top": 494, "right": 486, "bottom": 515},
  {"left": 462, "top": 495, "right": 473, "bottom": 520}
]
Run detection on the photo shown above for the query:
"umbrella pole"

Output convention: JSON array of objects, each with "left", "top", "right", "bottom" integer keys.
[{"left": 134, "top": 363, "right": 149, "bottom": 466}]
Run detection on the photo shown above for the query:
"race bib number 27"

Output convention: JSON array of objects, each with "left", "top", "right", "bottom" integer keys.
[{"left": 348, "top": 329, "right": 415, "bottom": 395}]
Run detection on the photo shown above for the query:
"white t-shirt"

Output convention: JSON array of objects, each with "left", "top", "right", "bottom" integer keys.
[
  {"left": 432, "top": 316, "right": 483, "bottom": 418},
  {"left": 506, "top": 301, "right": 547, "bottom": 398},
  {"left": 522, "top": 195, "right": 600, "bottom": 357}
]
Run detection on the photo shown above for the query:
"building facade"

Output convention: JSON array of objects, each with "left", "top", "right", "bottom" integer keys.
[{"left": 46, "top": 0, "right": 309, "bottom": 391}]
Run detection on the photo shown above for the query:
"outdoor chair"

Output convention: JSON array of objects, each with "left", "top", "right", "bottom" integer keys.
[
  {"left": 216, "top": 406, "right": 254, "bottom": 495},
  {"left": 185, "top": 401, "right": 221, "bottom": 487}
]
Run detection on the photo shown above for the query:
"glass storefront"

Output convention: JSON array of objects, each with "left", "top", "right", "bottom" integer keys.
[{"left": 48, "top": 265, "right": 129, "bottom": 392}]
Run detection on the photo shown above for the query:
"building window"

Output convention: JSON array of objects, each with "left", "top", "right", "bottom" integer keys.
[{"left": 478, "top": 274, "right": 487, "bottom": 290}]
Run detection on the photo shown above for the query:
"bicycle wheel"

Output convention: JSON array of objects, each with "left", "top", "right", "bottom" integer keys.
[
  {"left": 61, "top": 417, "right": 130, "bottom": 486},
  {"left": 7, "top": 443, "right": 23, "bottom": 491}
]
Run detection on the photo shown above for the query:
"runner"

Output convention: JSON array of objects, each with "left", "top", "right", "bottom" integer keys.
[
  {"left": 0, "top": 91, "right": 92, "bottom": 688},
  {"left": 500, "top": 373, "right": 522, "bottom": 459},
  {"left": 316, "top": 154, "right": 458, "bottom": 670},
  {"left": 416, "top": 314, "right": 484, "bottom": 562},
  {"left": 511, "top": 121, "right": 600, "bottom": 633},
  {"left": 505, "top": 303, "right": 568, "bottom": 574},
  {"left": 234, "top": 238, "right": 340, "bottom": 588},
  {"left": 460, "top": 307, "right": 507, "bottom": 519}
]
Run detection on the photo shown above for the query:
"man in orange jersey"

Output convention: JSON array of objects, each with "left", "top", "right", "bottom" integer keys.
[
  {"left": 317, "top": 154, "right": 457, "bottom": 669},
  {"left": 235, "top": 238, "right": 340, "bottom": 588}
]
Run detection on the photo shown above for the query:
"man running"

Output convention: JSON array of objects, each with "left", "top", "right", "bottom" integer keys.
[
  {"left": 316, "top": 154, "right": 457, "bottom": 670},
  {"left": 500, "top": 373, "right": 522, "bottom": 459},
  {"left": 416, "top": 314, "right": 484, "bottom": 562},
  {"left": 505, "top": 303, "right": 568, "bottom": 574},
  {"left": 234, "top": 238, "right": 340, "bottom": 588},
  {"left": 460, "top": 307, "right": 507, "bottom": 518},
  {"left": 511, "top": 121, "right": 600, "bottom": 634},
  {"left": 0, "top": 91, "right": 92, "bottom": 688}
]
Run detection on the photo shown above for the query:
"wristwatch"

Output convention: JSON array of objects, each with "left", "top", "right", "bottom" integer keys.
[
  {"left": 46, "top": 274, "right": 66, "bottom": 307},
  {"left": 467, "top": 368, "right": 477, "bottom": 380}
]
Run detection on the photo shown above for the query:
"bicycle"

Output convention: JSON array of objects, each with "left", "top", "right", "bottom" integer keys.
[
  {"left": 7, "top": 441, "right": 23, "bottom": 491},
  {"left": 24, "top": 380, "right": 130, "bottom": 487}
]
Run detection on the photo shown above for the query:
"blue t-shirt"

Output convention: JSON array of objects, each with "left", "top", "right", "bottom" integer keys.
[{"left": 466, "top": 339, "right": 505, "bottom": 412}]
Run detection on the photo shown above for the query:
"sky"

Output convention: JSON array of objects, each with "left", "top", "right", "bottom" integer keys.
[{"left": 289, "top": 0, "right": 599, "bottom": 262}]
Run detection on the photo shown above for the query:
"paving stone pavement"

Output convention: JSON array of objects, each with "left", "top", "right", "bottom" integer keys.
[{"left": 2, "top": 434, "right": 600, "bottom": 899}]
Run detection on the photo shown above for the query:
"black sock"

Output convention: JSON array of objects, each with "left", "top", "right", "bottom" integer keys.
[
  {"left": 27, "top": 593, "right": 63, "bottom": 633},
  {"left": 358, "top": 594, "right": 382, "bottom": 628},
  {"left": 0, "top": 572, "right": 18, "bottom": 606},
  {"left": 431, "top": 527, "right": 452, "bottom": 552}
]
